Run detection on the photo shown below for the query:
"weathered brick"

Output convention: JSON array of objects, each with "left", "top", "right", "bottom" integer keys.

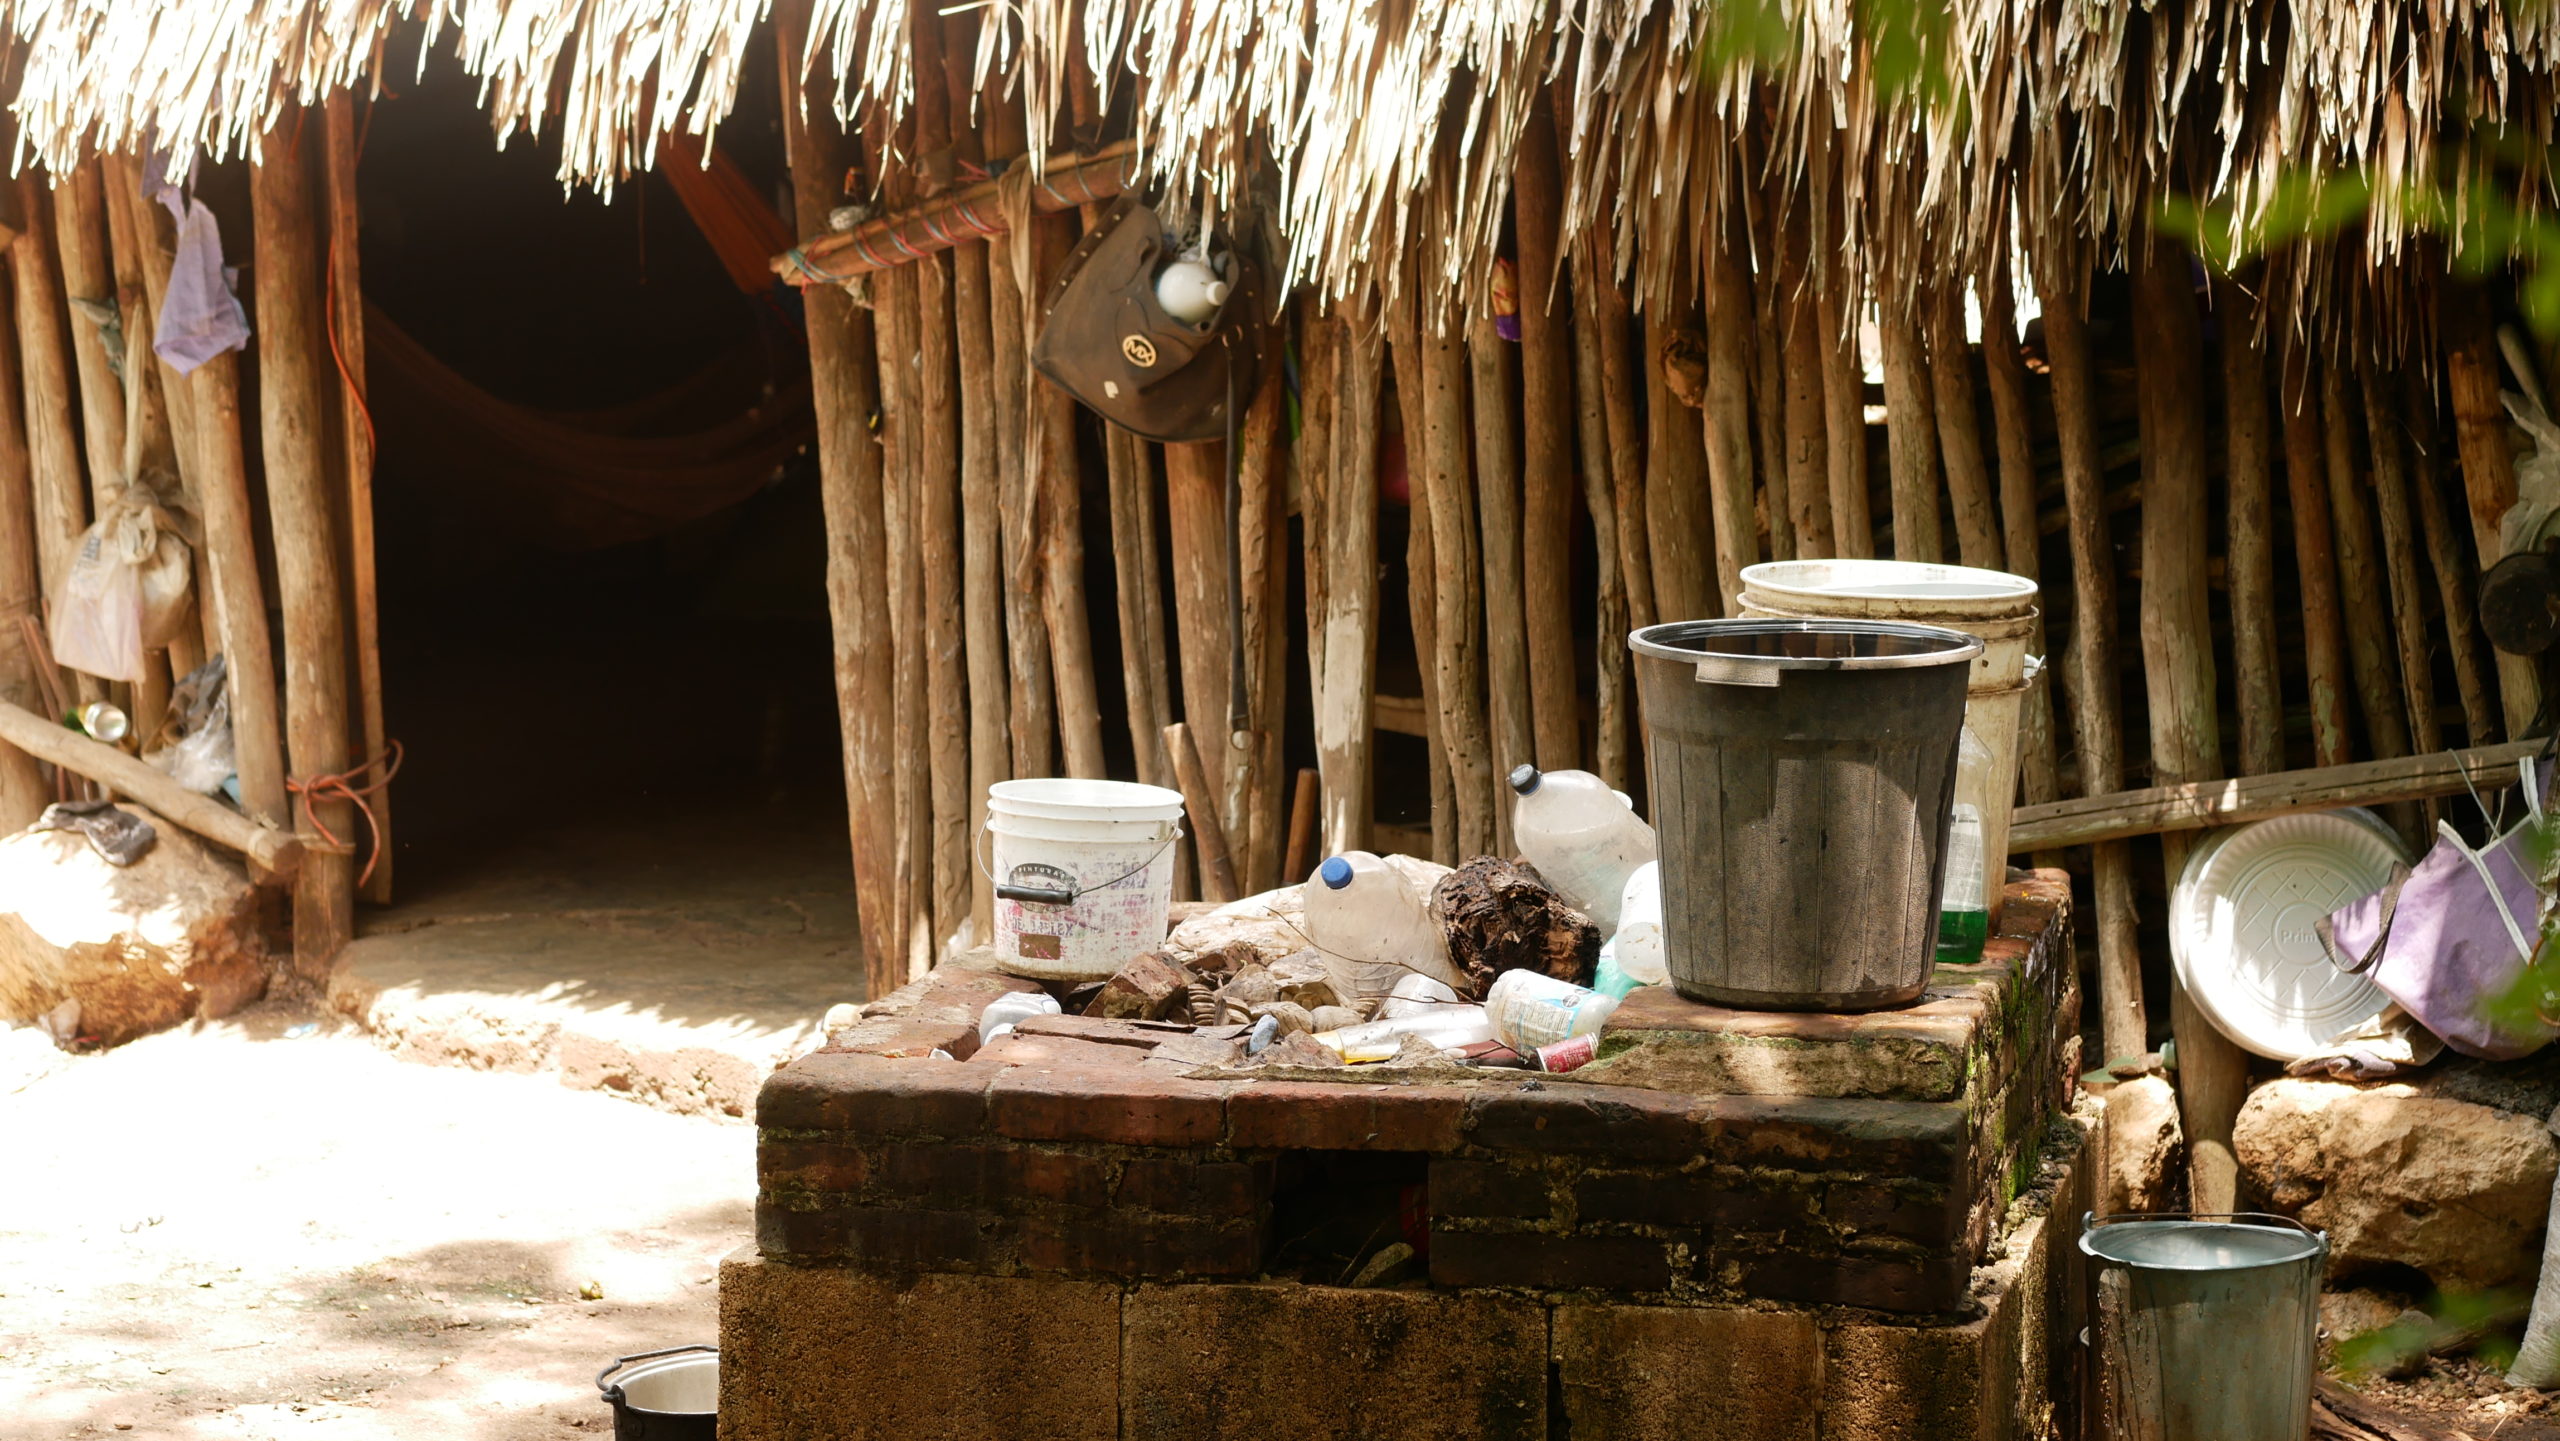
[
  {"left": 1571, "top": 1167, "right": 1723, "bottom": 1229},
  {"left": 1115, "top": 1155, "right": 1272, "bottom": 1215},
  {"left": 988, "top": 1064, "right": 1230, "bottom": 1145},
  {"left": 1429, "top": 1227, "right": 1674, "bottom": 1291},
  {"left": 755, "top": 1200, "right": 996, "bottom": 1269},
  {"left": 1226, "top": 1079, "right": 1469, "bottom": 1151},
  {"left": 1705, "top": 1174, "right": 1827, "bottom": 1239},
  {"left": 1827, "top": 1180, "right": 1966, "bottom": 1247},
  {"left": 1467, "top": 1081, "right": 1712, "bottom": 1161},
  {"left": 877, "top": 1139, "right": 1116, "bottom": 1210},
  {"left": 1089, "top": 952, "right": 1193, "bottom": 1020},
  {"left": 836, "top": 1018, "right": 982, "bottom": 1060},
  {"left": 757, "top": 1137, "right": 873, "bottom": 1195},
  {"left": 756, "top": 1052, "right": 991, "bottom": 1136},
  {"left": 971, "top": 1033, "right": 1151, "bottom": 1069},
  {"left": 720, "top": 1250, "right": 1120, "bottom": 1441},
  {"left": 1554, "top": 1304, "right": 1822, "bottom": 1441},
  {"left": 1122, "top": 1284, "right": 1546, "bottom": 1441},
  {"left": 1015, "top": 1211, "right": 1266, "bottom": 1278},
  {"left": 1720, "top": 1245, "right": 1970, "bottom": 1314},
  {"left": 1429, "top": 1156, "right": 1554, "bottom": 1220},
  {"left": 1712, "top": 1095, "right": 1968, "bottom": 1176}
]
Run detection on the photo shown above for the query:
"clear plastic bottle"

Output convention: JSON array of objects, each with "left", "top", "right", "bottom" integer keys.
[
  {"left": 1609, "top": 861, "right": 1668, "bottom": 985},
  {"left": 1935, "top": 727, "right": 1994, "bottom": 963},
  {"left": 1482, "top": 970, "right": 1620, "bottom": 1052},
  {"left": 1508, "top": 766, "right": 1658, "bottom": 930},
  {"left": 1301, "top": 852, "right": 1466, "bottom": 998}
]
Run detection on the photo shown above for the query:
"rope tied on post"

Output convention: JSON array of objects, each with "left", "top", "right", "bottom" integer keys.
[{"left": 287, "top": 739, "right": 402, "bottom": 887}]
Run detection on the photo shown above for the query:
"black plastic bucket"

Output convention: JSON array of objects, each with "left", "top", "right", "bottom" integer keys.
[
  {"left": 1629, "top": 618, "right": 1980, "bottom": 1010},
  {"left": 597, "top": 1345, "right": 717, "bottom": 1440}
]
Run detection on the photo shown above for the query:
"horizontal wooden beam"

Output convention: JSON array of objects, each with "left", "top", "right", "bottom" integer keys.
[
  {"left": 774, "top": 142, "right": 1137, "bottom": 286},
  {"left": 0, "top": 699, "right": 303, "bottom": 875},
  {"left": 2008, "top": 738, "right": 2546, "bottom": 852}
]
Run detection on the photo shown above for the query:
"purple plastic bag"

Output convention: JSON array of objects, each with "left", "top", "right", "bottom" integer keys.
[
  {"left": 144, "top": 154, "right": 249, "bottom": 374},
  {"left": 2321, "top": 763, "right": 2554, "bottom": 1060}
]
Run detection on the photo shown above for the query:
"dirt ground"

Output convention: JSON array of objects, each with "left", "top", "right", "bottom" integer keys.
[{"left": 0, "top": 1000, "right": 753, "bottom": 1440}]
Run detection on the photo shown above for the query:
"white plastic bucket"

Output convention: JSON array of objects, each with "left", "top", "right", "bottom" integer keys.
[
  {"left": 1740, "top": 559, "right": 2041, "bottom": 920},
  {"left": 986, "top": 779, "right": 1187, "bottom": 980}
]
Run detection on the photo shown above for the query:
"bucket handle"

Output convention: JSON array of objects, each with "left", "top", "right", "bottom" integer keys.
[
  {"left": 2081, "top": 1209, "right": 2329, "bottom": 1245},
  {"left": 598, "top": 1343, "right": 717, "bottom": 1400},
  {"left": 974, "top": 819, "right": 1182, "bottom": 906}
]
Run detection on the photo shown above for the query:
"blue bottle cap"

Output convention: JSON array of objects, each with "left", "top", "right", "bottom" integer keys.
[
  {"left": 1508, "top": 764, "right": 1541, "bottom": 795},
  {"left": 1317, "top": 856, "right": 1355, "bottom": 890}
]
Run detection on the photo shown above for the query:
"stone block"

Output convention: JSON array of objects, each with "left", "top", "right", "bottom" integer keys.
[
  {"left": 1467, "top": 1081, "right": 1714, "bottom": 1161},
  {"left": 1015, "top": 1211, "right": 1266, "bottom": 1278},
  {"left": 971, "top": 1032, "right": 1151, "bottom": 1069},
  {"left": 1115, "top": 1155, "right": 1272, "bottom": 1215},
  {"left": 1430, "top": 1227, "right": 1677, "bottom": 1292},
  {"left": 1712, "top": 1095, "right": 1969, "bottom": 1177},
  {"left": 754, "top": 1200, "right": 995, "bottom": 1269},
  {"left": 1554, "top": 1304, "right": 1822, "bottom": 1441},
  {"left": 1122, "top": 1284, "right": 1545, "bottom": 1441},
  {"left": 719, "top": 1249, "right": 1120, "bottom": 1441},
  {"left": 1588, "top": 986, "right": 1975, "bottom": 1100},
  {"left": 1226, "top": 1079, "right": 1470, "bottom": 1151},
  {"left": 1430, "top": 1156, "right": 1555, "bottom": 1220},
  {"left": 1823, "top": 1313, "right": 1994, "bottom": 1441},
  {"left": 1092, "top": 951, "right": 1193, "bottom": 1020},
  {"left": 758, "top": 1052, "right": 992, "bottom": 1136},
  {"left": 987, "top": 1063, "right": 1230, "bottom": 1145},
  {"left": 1718, "top": 1245, "right": 1970, "bottom": 1315}
]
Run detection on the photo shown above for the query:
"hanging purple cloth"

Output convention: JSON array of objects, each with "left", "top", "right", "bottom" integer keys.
[
  {"left": 144, "top": 155, "right": 249, "bottom": 374},
  {"left": 2320, "top": 760, "right": 2556, "bottom": 1060}
]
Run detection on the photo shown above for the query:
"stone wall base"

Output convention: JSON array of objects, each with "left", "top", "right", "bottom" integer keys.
[{"left": 721, "top": 1107, "right": 2095, "bottom": 1441}]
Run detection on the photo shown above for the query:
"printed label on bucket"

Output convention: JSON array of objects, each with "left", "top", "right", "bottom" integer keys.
[{"left": 1016, "top": 932, "right": 1063, "bottom": 961}]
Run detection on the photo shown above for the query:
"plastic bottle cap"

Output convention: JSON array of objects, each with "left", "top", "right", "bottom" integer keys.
[
  {"left": 1507, "top": 764, "right": 1541, "bottom": 795},
  {"left": 1317, "top": 856, "right": 1354, "bottom": 890}
]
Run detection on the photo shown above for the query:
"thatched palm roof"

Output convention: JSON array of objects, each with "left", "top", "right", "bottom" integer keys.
[{"left": 9, "top": 0, "right": 2557, "bottom": 333}]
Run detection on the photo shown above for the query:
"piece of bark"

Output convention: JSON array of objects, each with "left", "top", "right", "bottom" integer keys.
[{"left": 1429, "top": 856, "right": 1600, "bottom": 996}]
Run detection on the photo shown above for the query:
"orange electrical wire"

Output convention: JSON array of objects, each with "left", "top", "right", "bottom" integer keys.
[{"left": 288, "top": 740, "right": 403, "bottom": 888}]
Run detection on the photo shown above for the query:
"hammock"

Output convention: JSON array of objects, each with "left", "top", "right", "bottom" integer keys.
[{"left": 366, "top": 300, "right": 814, "bottom": 550}]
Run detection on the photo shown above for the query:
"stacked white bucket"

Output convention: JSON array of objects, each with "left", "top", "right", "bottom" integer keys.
[
  {"left": 986, "top": 779, "right": 1187, "bottom": 979},
  {"left": 1738, "top": 560, "right": 2041, "bottom": 924}
]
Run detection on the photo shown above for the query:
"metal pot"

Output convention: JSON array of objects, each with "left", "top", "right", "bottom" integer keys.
[{"left": 597, "top": 1345, "right": 717, "bottom": 1441}]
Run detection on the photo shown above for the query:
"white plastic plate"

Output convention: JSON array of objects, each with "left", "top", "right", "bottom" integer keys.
[{"left": 2169, "top": 809, "right": 2407, "bottom": 1061}]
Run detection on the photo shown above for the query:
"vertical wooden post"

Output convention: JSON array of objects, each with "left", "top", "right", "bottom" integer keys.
[
  {"left": 1299, "top": 312, "right": 1334, "bottom": 729},
  {"left": 908, "top": 16, "right": 970, "bottom": 950},
  {"left": 871, "top": 243, "right": 925, "bottom": 971},
  {"left": 1514, "top": 98, "right": 1580, "bottom": 770},
  {"left": 1238, "top": 355, "right": 1290, "bottom": 892},
  {"left": 1163, "top": 721, "right": 1238, "bottom": 903},
  {"left": 2218, "top": 279, "right": 2284, "bottom": 777},
  {"left": 2130, "top": 246, "right": 2242, "bottom": 1216},
  {"left": 1981, "top": 248, "right": 2058, "bottom": 805},
  {"left": 2038, "top": 259, "right": 2144, "bottom": 1066},
  {"left": 1574, "top": 250, "right": 1634, "bottom": 789},
  {"left": 1390, "top": 288, "right": 1456, "bottom": 865},
  {"left": 53, "top": 163, "right": 124, "bottom": 509},
  {"left": 1034, "top": 213, "right": 1107, "bottom": 780},
  {"left": 1753, "top": 240, "right": 1793, "bottom": 565},
  {"left": 1317, "top": 312, "right": 1381, "bottom": 854},
  {"left": 1470, "top": 316, "right": 1531, "bottom": 850},
  {"left": 2322, "top": 360, "right": 2413, "bottom": 760},
  {"left": 1702, "top": 221, "right": 1759, "bottom": 613},
  {"left": 780, "top": 1, "right": 902, "bottom": 996},
  {"left": 176, "top": 356, "right": 289, "bottom": 828},
  {"left": 2360, "top": 354, "right": 2443, "bottom": 766},
  {"left": 15, "top": 181, "right": 87, "bottom": 596},
  {"left": 1163, "top": 440, "right": 1236, "bottom": 803},
  {"left": 983, "top": 90, "right": 1056, "bottom": 780},
  {"left": 2403, "top": 365, "right": 2500, "bottom": 746},
  {"left": 252, "top": 119, "right": 356, "bottom": 975},
  {"left": 1582, "top": 234, "right": 1653, "bottom": 638},
  {"left": 951, "top": 230, "right": 1007, "bottom": 941},
  {"left": 1421, "top": 308, "right": 1493, "bottom": 858},
  {"left": 0, "top": 263, "right": 49, "bottom": 829},
  {"left": 1779, "top": 206, "right": 1836, "bottom": 559},
  {"left": 1105, "top": 430, "right": 1171, "bottom": 787},
  {"left": 322, "top": 95, "right": 392, "bottom": 903},
  {"left": 1821, "top": 259, "right": 1874, "bottom": 560},
  {"left": 2443, "top": 285, "right": 2540, "bottom": 735},
  {"left": 1646, "top": 305, "right": 1713, "bottom": 622},
  {"left": 1877, "top": 285, "right": 1942, "bottom": 565},
  {"left": 1929, "top": 280, "right": 2000, "bottom": 570},
  {"left": 2276, "top": 338, "right": 2354, "bottom": 768}
]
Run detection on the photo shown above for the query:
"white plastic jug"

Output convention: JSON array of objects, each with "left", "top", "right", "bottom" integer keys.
[
  {"left": 1155, "top": 255, "right": 1231, "bottom": 325},
  {"left": 1302, "top": 852, "right": 1466, "bottom": 998},
  {"left": 1508, "top": 766, "right": 1658, "bottom": 930},
  {"left": 1483, "top": 970, "right": 1620, "bottom": 1052}
]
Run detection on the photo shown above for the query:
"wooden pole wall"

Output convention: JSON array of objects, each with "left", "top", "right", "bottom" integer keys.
[
  {"left": 0, "top": 261, "right": 48, "bottom": 829},
  {"left": 322, "top": 96, "right": 393, "bottom": 904},
  {"left": 251, "top": 119, "right": 357, "bottom": 976},
  {"left": 1513, "top": 98, "right": 1580, "bottom": 772}
]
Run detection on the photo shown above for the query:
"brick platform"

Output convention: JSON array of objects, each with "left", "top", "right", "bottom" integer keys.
[{"left": 730, "top": 871, "right": 2088, "bottom": 1439}]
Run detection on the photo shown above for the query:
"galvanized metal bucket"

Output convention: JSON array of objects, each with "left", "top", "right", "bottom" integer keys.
[
  {"left": 2079, "top": 1212, "right": 2327, "bottom": 1441},
  {"left": 597, "top": 1345, "right": 717, "bottom": 1440}
]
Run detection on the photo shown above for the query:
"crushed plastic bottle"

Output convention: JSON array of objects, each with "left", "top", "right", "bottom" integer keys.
[
  {"left": 1302, "top": 851, "right": 1467, "bottom": 998},
  {"left": 1316, "top": 1006, "right": 1497, "bottom": 1062},
  {"left": 1482, "top": 970, "right": 1619, "bottom": 1052},
  {"left": 979, "top": 990, "right": 1062, "bottom": 1044},
  {"left": 1379, "top": 972, "right": 1466, "bottom": 1018},
  {"left": 1508, "top": 766, "right": 1657, "bottom": 930}
]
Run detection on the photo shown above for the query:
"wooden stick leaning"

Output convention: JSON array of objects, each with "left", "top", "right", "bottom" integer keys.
[
  {"left": 2012, "top": 740, "right": 2548, "bottom": 851},
  {"left": 1471, "top": 314, "right": 1531, "bottom": 853},
  {"left": 1163, "top": 721, "right": 1237, "bottom": 904},
  {"left": 1701, "top": 217, "right": 1758, "bottom": 613},
  {"left": 2219, "top": 278, "right": 2284, "bottom": 778},
  {"left": 2278, "top": 336, "right": 2354, "bottom": 767},
  {"left": 2401, "top": 365, "right": 2500, "bottom": 747},
  {"left": 324, "top": 95, "right": 393, "bottom": 904},
  {"left": 1929, "top": 279, "right": 2000, "bottom": 570},
  {"left": 0, "top": 697, "right": 299, "bottom": 872}
]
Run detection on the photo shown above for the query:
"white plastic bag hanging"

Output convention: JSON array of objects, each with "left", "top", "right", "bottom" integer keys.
[{"left": 47, "top": 490, "right": 194, "bottom": 683}]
